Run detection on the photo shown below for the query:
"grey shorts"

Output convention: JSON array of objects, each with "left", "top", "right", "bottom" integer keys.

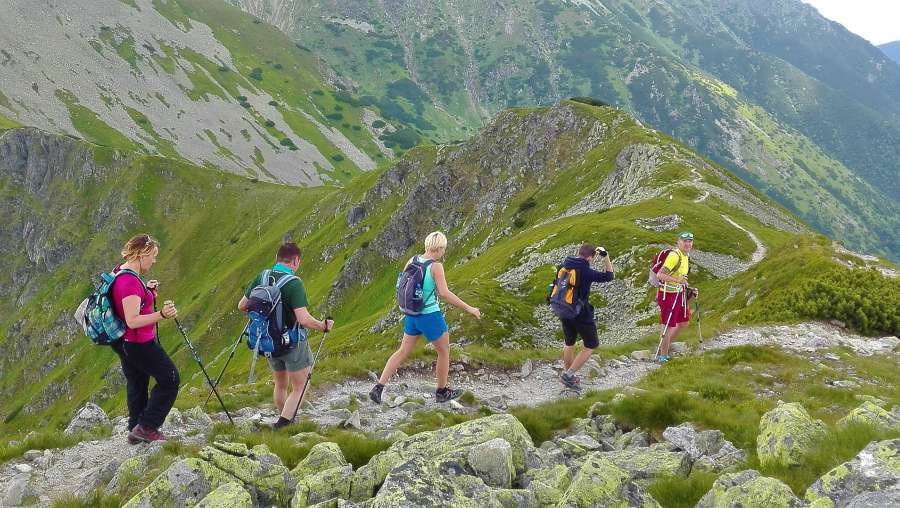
[{"left": 266, "top": 340, "right": 313, "bottom": 372}]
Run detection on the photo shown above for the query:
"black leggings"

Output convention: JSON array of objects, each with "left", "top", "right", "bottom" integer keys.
[{"left": 113, "top": 340, "right": 180, "bottom": 430}]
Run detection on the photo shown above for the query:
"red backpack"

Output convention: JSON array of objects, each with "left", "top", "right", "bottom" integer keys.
[{"left": 649, "top": 248, "right": 683, "bottom": 288}]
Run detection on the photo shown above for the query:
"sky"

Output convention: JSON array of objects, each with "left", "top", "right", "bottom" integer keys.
[{"left": 802, "top": 0, "right": 900, "bottom": 45}]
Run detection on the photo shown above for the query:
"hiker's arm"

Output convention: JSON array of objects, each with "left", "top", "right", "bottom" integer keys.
[
  {"left": 121, "top": 295, "right": 170, "bottom": 329},
  {"left": 294, "top": 307, "right": 333, "bottom": 332},
  {"left": 658, "top": 268, "right": 687, "bottom": 285},
  {"left": 237, "top": 296, "right": 249, "bottom": 312},
  {"left": 431, "top": 263, "right": 481, "bottom": 318}
]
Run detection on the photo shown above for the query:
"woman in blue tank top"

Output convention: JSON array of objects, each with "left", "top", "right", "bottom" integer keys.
[{"left": 370, "top": 231, "right": 482, "bottom": 404}]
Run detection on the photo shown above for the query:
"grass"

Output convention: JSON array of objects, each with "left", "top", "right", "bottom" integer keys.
[
  {"left": 648, "top": 471, "right": 718, "bottom": 508},
  {"left": 511, "top": 391, "right": 609, "bottom": 444},
  {"left": 52, "top": 490, "right": 122, "bottom": 508},
  {"left": 0, "top": 425, "right": 112, "bottom": 464}
]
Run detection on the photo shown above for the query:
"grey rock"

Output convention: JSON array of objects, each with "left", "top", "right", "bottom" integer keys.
[
  {"left": 696, "top": 469, "right": 803, "bottom": 508},
  {"left": 342, "top": 410, "right": 362, "bottom": 430},
  {"left": 2, "top": 474, "right": 35, "bottom": 507},
  {"left": 670, "top": 342, "right": 688, "bottom": 354},
  {"left": 65, "top": 402, "right": 109, "bottom": 434},
  {"left": 846, "top": 487, "right": 900, "bottom": 508},
  {"left": 468, "top": 438, "right": 515, "bottom": 488},
  {"left": 805, "top": 439, "right": 900, "bottom": 507},
  {"left": 520, "top": 359, "right": 534, "bottom": 379}
]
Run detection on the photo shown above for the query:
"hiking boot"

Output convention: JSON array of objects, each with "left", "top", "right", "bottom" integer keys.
[
  {"left": 369, "top": 384, "right": 384, "bottom": 404},
  {"left": 128, "top": 424, "right": 166, "bottom": 444},
  {"left": 560, "top": 372, "right": 581, "bottom": 390},
  {"left": 272, "top": 416, "right": 292, "bottom": 431},
  {"left": 435, "top": 387, "right": 463, "bottom": 403}
]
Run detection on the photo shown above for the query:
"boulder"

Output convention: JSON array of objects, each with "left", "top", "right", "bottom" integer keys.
[
  {"left": 64, "top": 402, "right": 109, "bottom": 434},
  {"left": 757, "top": 401, "right": 826, "bottom": 467},
  {"left": 600, "top": 447, "right": 692, "bottom": 481},
  {"left": 195, "top": 482, "right": 253, "bottom": 508},
  {"left": 662, "top": 422, "right": 746, "bottom": 472},
  {"left": 556, "top": 453, "right": 660, "bottom": 507},
  {"left": 523, "top": 464, "right": 571, "bottom": 506},
  {"left": 199, "top": 443, "right": 294, "bottom": 506},
  {"left": 696, "top": 470, "right": 804, "bottom": 508},
  {"left": 2, "top": 473, "right": 36, "bottom": 507},
  {"left": 805, "top": 439, "right": 900, "bottom": 507},
  {"left": 845, "top": 486, "right": 900, "bottom": 507},
  {"left": 837, "top": 401, "right": 900, "bottom": 431},
  {"left": 468, "top": 438, "right": 515, "bottom": 488},
  {"left": 107, "top": 454, "right": 152, "bottom": 494},
  {"left": 614, "top": 428, "right": 650, "bottom": 449},
  {"left": 363, "top": 414, "right": 534, "bottom": 489},
  {"left": 293, "top": 442, "right": 348, "bottom": 478},
  {"left": 559, "top": 434, "right": 603, "bottom": 457},
  {"left": 292, "top": 465, "right": 353, "bottom": 508},
  {"left": 123, "top": 458, "right": 238, "bottom": 508},
  {"left": 184, "top": 406, "right": 214, "bottom": 429}
]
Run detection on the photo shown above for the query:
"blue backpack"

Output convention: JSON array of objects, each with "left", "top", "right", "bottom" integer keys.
[
  {"left": 74, "top": 268, "right": 145, "bottom": 346},
  {"left": 396, "top": 257, "right": 435, "bottom": 315},
  {"left": 246, "top": 270, "right": 306, "bottom": 358}
]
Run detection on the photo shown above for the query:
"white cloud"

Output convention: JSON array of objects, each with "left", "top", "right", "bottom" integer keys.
[{"left": 802, "top": 0, "right": 900, "bottom": 45}]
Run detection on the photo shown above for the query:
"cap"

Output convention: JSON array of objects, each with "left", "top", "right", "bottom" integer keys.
[{"left": 678, "top": 231, "right": 694, "bottom": 240}]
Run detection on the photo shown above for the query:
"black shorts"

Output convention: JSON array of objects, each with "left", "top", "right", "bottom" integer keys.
[{"left": 560, "top": 319, "right": 599, "bottom": 349}]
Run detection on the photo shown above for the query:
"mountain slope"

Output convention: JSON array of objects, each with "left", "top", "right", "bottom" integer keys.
[
  {"left": 881, "top": 41, "right": 900, "bottom": 65},
  {"left": 229, "top": 0, "right": 900, "bottom": 260},
  {"left": 0, "top": 0, "right": 398, "bottom": 185},
  {"left": 2, "top": 100, "right": 895, "bottom": 433}
]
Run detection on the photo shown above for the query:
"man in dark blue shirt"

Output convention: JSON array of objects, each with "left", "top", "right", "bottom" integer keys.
[{"left": 557, "top": 243, "right": 615, "bottom": 390}]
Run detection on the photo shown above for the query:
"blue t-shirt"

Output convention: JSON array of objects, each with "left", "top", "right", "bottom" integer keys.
[{"left": 416, "top": 255, "right": 440, "bottom": 314}]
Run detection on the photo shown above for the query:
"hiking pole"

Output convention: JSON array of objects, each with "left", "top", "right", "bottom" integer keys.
[
  {"left": 289, "top": 317, "right": 332, "bottom": 424},
  {"left": 173, "top": 318, "right": 235, "bottom": 425},
  {"left": 692, "top": 295, "right": 703, "bottom": 343},
  {"left": 654, "top": 286, "right": 683, "bottom": 360},
  {"left": 204, "top": 320, "right": 250, "bottom": 407}
]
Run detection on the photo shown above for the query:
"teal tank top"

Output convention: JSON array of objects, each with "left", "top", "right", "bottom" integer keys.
[{"left": 417, "top": 255, "right": 440, "bottom": 314}]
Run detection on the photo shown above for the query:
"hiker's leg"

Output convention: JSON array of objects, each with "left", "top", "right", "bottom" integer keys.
[
  {"left": 116, "top": 343, "right": 150, "bottom": 431},
  {"left": 132, "top": 340, "right": 180, "bottom": 430},
  {"left": 432, "top": 333, "right": 451, "bottom": 389},
  {"left": 568, "top": 323, "right": 599, "bottom": 373},
  {"left": 561, "top": 318, "right": 578, "bottom": 369},
  {"left": 281, "top": 367, "right": 310, "bottom": 420},
  {"left": 378, "top": 334, "right": 419, "bottom": 385},
  {"left": 273, "top": 370, "right": 289, "bottom": 414}
]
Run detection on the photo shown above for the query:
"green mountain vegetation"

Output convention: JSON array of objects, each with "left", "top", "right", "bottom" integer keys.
[
  {"left": 231, "top": 0, "right": 900, "bottom": 261},
  {"left": 1, "top": 100, "right": 896, "bottom": 438}
]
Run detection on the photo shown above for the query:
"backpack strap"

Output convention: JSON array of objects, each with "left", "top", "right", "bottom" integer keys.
[
  {"left": 420, "top": 259, "right": 436, "bottom": 305},
  {"left": 272, "top": 272, "right": 299, "bottom": 332}
]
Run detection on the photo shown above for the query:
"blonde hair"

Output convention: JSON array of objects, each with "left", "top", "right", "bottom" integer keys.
[
  {"left": 121, "top": 234, "right": 159, "bottom": 262},
  {"left": 424, "top": 231, "right": 447, "bottom": 253}
]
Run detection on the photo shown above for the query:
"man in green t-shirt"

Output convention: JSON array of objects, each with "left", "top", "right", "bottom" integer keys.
[{"left": 238, "top": 242, "right": 334, "bottom": 430}]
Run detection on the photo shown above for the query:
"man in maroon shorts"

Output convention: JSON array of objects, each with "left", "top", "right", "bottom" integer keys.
[{"left": 655, "top": 232, "right": 696, "bottom": 363}]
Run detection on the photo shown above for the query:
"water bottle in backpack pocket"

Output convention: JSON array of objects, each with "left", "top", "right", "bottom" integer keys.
[
  {"left": 396, "top": 257, "right": 435, "bottom": 315},
  {"left": 246, "top": 270, "right": 306, "bottom": 358}
]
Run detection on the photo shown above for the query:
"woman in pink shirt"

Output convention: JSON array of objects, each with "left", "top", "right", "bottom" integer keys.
[{"left": 110, "top": 234, "right": 179, "bottom": 443}]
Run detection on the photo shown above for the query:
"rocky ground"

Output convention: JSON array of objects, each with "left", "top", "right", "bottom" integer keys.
[{"left": 1, "top": 321, "right": 897, "bottom": 507}]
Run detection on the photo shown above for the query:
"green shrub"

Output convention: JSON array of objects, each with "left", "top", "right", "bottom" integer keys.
[
  {"left": 268, "top": 100, "right": 279, "bottom": 107},
  {"left": 648, "top": 471, "right": 718, "bottom": 508},
  {"left": 264, "top": 120, "right": 275, "bottom": 128},
  {"left": 331, "top": 154, "right": 345, "bottom": 162},
  {"left": 570, "top": 96, "right": 610, "bottom": 107},
  {"left": 326, "top": 113, "right": 343, "bottom": 121},
  {"left": 518, "top": 197, "right": 537, "bottom": 212},
  {"left": 513, "top": 216, "right": 527, "bottom": 228},
  {"left": 611, "top": 391, "right": 691, "bottom": 433},
  {"left": 249, "top": 67, "right": 263, "bottom": 81},
  {"left": 372, "top": 120, "right": 386, "bottom": 129}
]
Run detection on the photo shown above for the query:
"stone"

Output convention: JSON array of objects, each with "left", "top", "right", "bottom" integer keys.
[
  {"left": 805, "top": 439, "right": 900, "bottom": 507},
  {"left": 615, "top": 428, "right": 650, "bottom": 449},
  {"left": 22, "top": 450, "right": 42, "bottom": 461},
  {"left": 520, "top": 359, "right": 534, "bottom": 379},
  {"left": 13, "top": 464, "right": 33, "bottom": 474},
  {"left": 196, "top": 482, "right": 253, "bottom": 508},
  {"left": 342, "top": 411, "right": 362, "bottom": 430},
  {"left": 670, "top": 342, "right": 688, "bottom": 354},
  {"left": 757, "top": 401, "right": 827, "bottom": 467},
  {"left": 293, "top": 442, "right": 348, "bottom": 479},
  {"left": 64, "top": 402, "right": 109, "bottom": 434},
  {"left": 184, "top": 406, "right": 214, "bottom": 429},
  {"left": 107, "top": 455, "right": 152, "bottom": 494},
  {"left": 449, "top": 400, "right": 464, "bottom": 410},
  {"left": 559, "top": 434, "right": 604, "bottom": 457},
  {"left": 663, "top": 423, "right": 724, "bottom": 458},
  {"left": 199, "top": 444, "right": 295, "bottom": 506},
  {"left": 326, "top": 409, "right": 353, "bottom": 421},
  {"left": 845, "top": 486, "right": 900, "bottom": 507},
  {"left": 2, "top": 474, "right": 35, "bottom": 507},
  {"left": 293, "top": 465, "right": 353, "bottom": 507},
  {"left": 468, "top": 438, "right": 515, "bottom": 488},
  {"left": 523, "top": 464, "right": 571, "bottom": 506},
  {"left": 123, "top": 458, "right": 239, "bottom": 508},
  {"left": 838, "top": 401, "right": 900, "bottom": 431},
  {"left": 388, "top": 396, "right": 407, "bottom": 408},
  {"left": 622, "top": 386, "right": 648, "bottom": 396},
  {"left": 696, "top": 470, "right": 804, "bottom": 508},
  {"left": 329, "top": 395, "right": 353, "bottom": 410},
  {"left": 631, "top": 349, "right": 652, "bottom": 361},
  {"left": 556, "top": 453, "right": 660, "bottom": 507},
  {"left": 163, "top": 407, "right": 185, "bottom": 429},
  {"left": 600, "top": 447, "right": 692, "bottom": 481},
  {"left": 363, "top": 414, "right": 534, "bottom": 489}
]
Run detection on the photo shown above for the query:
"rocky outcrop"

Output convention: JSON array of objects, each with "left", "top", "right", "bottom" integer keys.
[
  {"left": 696, "top": 469, "right": 804, "bottom": 508},
  {"left": 64, "top": 402, "right": 109, "bottom": 434},
  {"left": 757, "top": 401, "right": 827, "bottom": 467},
  {"left": 556, "top": 453, "right": 660, "bottom": 507},
  {"left": 805, "top": 439, "right": 900, "bottom": 507},
  {"left": 837, "top": 401, "right": 900, "bottom": 431},
  {"left": 662, "top": 423, "right": 745, "bottom": 472}
]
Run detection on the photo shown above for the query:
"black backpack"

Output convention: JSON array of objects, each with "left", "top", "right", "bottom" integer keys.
[
  {"left": 396, "top": 257, "right": 435, "bottom": 315},
  {"left": 549, "top": 266, "right": 584, "bottom": 320}
]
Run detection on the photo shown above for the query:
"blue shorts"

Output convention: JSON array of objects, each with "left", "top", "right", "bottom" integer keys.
[{"left": 402, "top": 312, "right": 448, "bottom": 341}]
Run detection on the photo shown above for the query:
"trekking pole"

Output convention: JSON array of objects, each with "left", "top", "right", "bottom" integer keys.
[
  {"left": 692, "top": 295, "right": 703, "bottom": 343},
  {"left": 204, "top": 320, "right": 250, "bottom": 407},
  {"left": 173, "top": 318, "right": 235, "bottom": 425},
  {"left": 654, "top": 286, "right": 683, "bottom": 360},
  {"left": 289, "top": 317, "right": 332, "bottom": 424}
]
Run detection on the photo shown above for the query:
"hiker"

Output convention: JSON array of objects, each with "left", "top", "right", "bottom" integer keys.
[
  {"left": 110, "top": 234, "right": 180, "bottom": 444},
  {"left": 655, "top": 232, "right": 697, "bottom": 363},
  {"left": 369, "top": 231, "right": 481, "bottom": 405},
  {"left": 237, "top": 242, "right": 333, "bottom": 430},
  {"left": 551, "top": 243, "right": 615, "bottom": 390}
]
